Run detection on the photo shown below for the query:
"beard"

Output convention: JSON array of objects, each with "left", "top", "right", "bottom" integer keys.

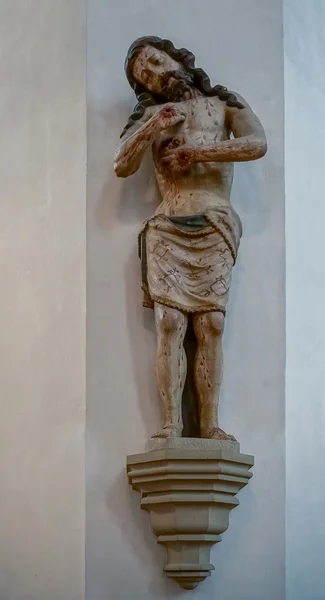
[{"left": 159, "top": 70, "right": 195, "bottom": 102}]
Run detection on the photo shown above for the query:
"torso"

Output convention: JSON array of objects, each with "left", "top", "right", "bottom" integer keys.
[{"left": 150, "top": 96, "right": 234, "bottom": 217}]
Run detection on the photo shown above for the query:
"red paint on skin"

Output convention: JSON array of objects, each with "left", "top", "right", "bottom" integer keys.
[
  {"left": 161, "top": 106, "right": 176, "bottom": 117},
  {"left": 121, "top": 114, "right": 166, "bottom": 170},
  {"left": 178, "top": 151, "right": 189, "bottom": 165},
  {"left": 206, "top": 100, "right": 212, "bottom": 117}
]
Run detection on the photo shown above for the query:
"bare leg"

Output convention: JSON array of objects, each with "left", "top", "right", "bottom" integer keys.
[
  {"left": 152, "top": 303, "right": 188, "bottom": 438},
  {"left": 192, "top": 312, "right": 236, "bottom": 441}
]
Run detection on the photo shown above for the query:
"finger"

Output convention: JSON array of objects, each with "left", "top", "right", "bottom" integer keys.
[
  {"left": 162, "top": 148, "right": 179, "bottom": 157},
  {"left": 161, "top": 155, "right": 174, "bottom": 164},
  {"left": 161, "top": 157, "right": 178, "bottom": 170},
  {"left": 174, "top": 114, "right": 186, "bottom": 123},
  {"left": 170, "top": 113, "right": 186, "bottom": 122},
  {"left": 162, "top": 144, "right": 187, "bottom": 157},
  {"left": 165, "top": 160, "right": 184, "bottom": 173}
]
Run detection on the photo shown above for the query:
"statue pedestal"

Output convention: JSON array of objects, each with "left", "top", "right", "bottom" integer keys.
[{"left": 127, "top": 438, "right": 254, "bottom": 590}]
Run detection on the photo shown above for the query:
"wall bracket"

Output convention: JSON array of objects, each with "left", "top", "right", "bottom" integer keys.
[{"left": 127, "top": 438, "right": 254, "bottom": 590}]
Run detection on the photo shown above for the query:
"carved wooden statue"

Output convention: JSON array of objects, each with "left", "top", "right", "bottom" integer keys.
[{"left": 114, "top": 36, "right": 267, "bottom": 441}]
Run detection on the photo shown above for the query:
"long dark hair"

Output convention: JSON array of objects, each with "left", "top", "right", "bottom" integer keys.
[{"left": 121, "top": 36, "right": 244, "bottom": 138}]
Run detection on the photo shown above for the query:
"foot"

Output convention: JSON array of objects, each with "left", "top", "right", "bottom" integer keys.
[
  {"left": 151, "top": 424, "right": 182, "bottom": 439},
  {"left": 202, "top": 427, "right": 237, "bottom": 442}
]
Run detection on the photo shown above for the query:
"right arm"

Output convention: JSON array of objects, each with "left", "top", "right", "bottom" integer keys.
[{"left": 114, "top": 105, "right": 185, "bottom": 178}]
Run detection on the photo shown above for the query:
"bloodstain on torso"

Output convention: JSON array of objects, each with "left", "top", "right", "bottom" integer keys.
[{"left": 152, "top": 96, "right": 234, "bottom": 216}]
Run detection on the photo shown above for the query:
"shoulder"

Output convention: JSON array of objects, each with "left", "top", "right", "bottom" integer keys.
[
  {"left": 227, "top": 90, "right": 251, "bottom": 110},
  {"left": 225, "top": 91, "right": 257, "bottom": 123},
  {"left": 225, "top": 91, "right": 266, "bottom": 139},
  {"left": 209, "top": 89, "right": 250, "bottom": 114}
]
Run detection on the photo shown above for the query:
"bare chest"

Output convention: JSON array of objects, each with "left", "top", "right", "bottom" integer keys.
[{"left": 157, "top": 97, "right": 227, "bottom": 153}]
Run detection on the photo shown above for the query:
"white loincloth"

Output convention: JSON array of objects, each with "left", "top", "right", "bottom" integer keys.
[{"left": 139, "top": 206, "right": 242, "bottom": 315}]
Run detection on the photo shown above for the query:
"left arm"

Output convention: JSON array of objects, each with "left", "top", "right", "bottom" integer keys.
[
  {"left": 163, "top": 93, "right": 267, "bottom": 168},
  {"left": 197, "top": 97, "right": 267, "bottom": 162}
]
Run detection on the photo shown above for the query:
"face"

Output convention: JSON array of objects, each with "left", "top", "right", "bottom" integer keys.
[{"left": 132, "top": 45, "right": 192, "bottom": 98}]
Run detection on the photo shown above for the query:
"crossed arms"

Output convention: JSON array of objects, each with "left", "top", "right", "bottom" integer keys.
[{"left": 114, "top": 94, "right": 267, "bottom": 178}]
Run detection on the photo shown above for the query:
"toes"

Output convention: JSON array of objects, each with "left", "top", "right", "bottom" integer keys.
[
  {"left": 204, "top": 427, "right": 237, "bottom": 441},
  {"left": 151, "top": 425, "right": 181, "bottom": 439},
  {"left": 151, "top": 430, "right": 169, "bottom": 438}
]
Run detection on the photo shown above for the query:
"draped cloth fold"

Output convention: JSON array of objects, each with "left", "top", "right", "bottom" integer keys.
[{"left": 138, "top": 205, "right": 242, "bottom": 315}]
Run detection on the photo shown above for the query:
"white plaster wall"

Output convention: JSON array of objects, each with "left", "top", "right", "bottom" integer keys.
[
  {"left": 87, "top": 1, "right": 285, "bottom": 599},
  {"left": 0, "top": 2, "right": 86, "bottom": 600},
  {"left": 285, "top": 2, "right": 325, "bottom": 599}
]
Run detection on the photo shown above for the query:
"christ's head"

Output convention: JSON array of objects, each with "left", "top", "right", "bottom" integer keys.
[{"left": 127, "top": 43, "right": 195, "bottom": 102}]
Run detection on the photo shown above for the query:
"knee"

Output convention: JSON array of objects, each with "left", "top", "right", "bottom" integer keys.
[
  {"left": 195, "top": 312, "right": 225, "bottom": 338},
  {"left": 155, "top": 306, "right": 186, "bottom": 337}
]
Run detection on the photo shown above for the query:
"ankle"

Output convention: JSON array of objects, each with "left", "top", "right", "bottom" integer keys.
[
  {"left": 163, "top": 423, "right": 183, "bottom": 435},
  {"left": 200, "top": 422, "right": 218, "bottom": 438}
]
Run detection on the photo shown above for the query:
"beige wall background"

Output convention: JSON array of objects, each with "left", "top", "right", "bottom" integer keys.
[
  {"left": 2, "top": 2, "right": 325, "bottom": 599},
  {"left": 86, "top": 1, "right": 285, "bottom": 599},
  {"left": 285, "top": 1, "right": 325, "bottom": 599},
  {"left": 3, "top": 1, "right": 312, "bottom": 599},
  {"left": 0, "top": 2, "right": 86, "bottom": 600}
]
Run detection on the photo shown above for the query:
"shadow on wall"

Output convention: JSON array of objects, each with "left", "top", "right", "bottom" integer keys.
[
  {"left": 232, "top": 160, "right": 269, "bottom": 237},
  {"left": 106, "top": 470, "right": 172, "bottom": 598},
  {"left": 124, "top": 251, "right": 160, "bottom": 439},
  {"left": 93, "top": 104, "right": 158, "bottom": 232}
]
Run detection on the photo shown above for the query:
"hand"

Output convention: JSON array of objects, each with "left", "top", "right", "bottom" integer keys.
[
  {"left": 155, "top": 104, "right": 186, "bottom": 131},
  {"left": 161, "top": 144, "right": 197, "bottom": 172}
]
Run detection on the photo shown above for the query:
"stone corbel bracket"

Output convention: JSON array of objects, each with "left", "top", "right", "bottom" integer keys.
[{"left": 127, "top": 438, "right": 254, "bottom": 590}]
